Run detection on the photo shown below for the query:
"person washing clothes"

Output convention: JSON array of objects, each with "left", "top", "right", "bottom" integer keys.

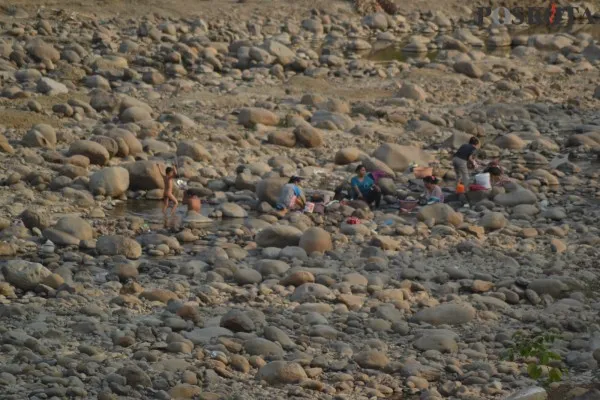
[
  {"left": 275, "top": 176, "right": 306, "bottom": 215},
  {"left": 453, "top": 136, "right": 480, "bottom": 191},
  {"left": 420, "top": 176, "right": 444, "bottom": 204},
  {"left": 486, "top": 166, "right": 512, "bottom": 188},
  {"left": 351, "top": 165, "right": 381, "bottom": 209}
]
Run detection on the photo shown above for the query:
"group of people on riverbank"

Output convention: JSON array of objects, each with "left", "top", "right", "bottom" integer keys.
[{"left": 159, "top": 136, "right": 512, "bottom": 217}]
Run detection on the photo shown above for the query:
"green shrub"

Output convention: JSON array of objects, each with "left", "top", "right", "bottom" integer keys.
[{"left": 505, "top": 331, "right": 566, "bottom": 384}]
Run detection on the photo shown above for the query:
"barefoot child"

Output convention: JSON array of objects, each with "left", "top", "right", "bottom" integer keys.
[
  {"left": 184, "top": 189, "right": 201, "bottom": 214},
  {"left": 160, "top": 165, "right": 178, "bottom": 216}
]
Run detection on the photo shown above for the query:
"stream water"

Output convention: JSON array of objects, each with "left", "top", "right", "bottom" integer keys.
[{"left": 105, "top": 200, "right": 252, "bottom": 231}]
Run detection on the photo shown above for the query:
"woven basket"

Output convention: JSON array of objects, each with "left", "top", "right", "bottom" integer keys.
[{"left": 413, "top": 167, "right": 433, "bottom": 178}]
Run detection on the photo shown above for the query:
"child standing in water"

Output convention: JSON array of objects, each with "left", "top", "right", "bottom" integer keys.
[
  {"left": 160, "top": 165, "right": 178, "bottom": 216},
  {"left": 184, "top": 190, "right": 201, "bottom": 214}
]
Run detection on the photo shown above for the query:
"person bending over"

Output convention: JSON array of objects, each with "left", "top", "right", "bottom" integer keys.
[
  {"left": 275, "top": 176, "right": 306, "bottom": 215},
  {"left": 453, "top": 136, "right": 480, "bottom": 191},
  {"left": 487, "top": 166, "right": 512, "bottom": 188}
]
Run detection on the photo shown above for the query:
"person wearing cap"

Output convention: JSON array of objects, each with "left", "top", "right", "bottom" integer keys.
[
  {"left": 275, "top": 176, "right": 306, "bottom": 215},
  {"left": 351, "top": 165, "right": 381, "bottom": 208}
]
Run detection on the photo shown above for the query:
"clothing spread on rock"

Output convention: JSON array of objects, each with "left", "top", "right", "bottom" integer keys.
[
  {"left": 276, "top": 184, "right": 302, "bottom": 210},
  {"left": 368, "top": 170, "right": 387, "bottom": 184},
  {"left": 350, "top": 175, "right": 375, "bottom": 198},
  {"left": 454, "top": 143, "right": 477, "bottom": 160}
]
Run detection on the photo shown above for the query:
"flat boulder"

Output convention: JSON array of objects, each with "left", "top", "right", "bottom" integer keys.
[
  {"left": 417, "top": 204, "right": 463, "bottom": 226},
  {"left": 268, "top": 131, "right": 296, "bottom": 147},
  {"left": 396, "top": 82, "right": 427, "bottom": 101},
  {"left": 528, "top": 279, "right": 569, "bottom": 298},
  {"left": 220, "top": 203, "right": 247, "bottom": 218},
  {"left": 311, "top": 110, "right": 354, "bottom": 130},
  {"left": 454, "top": 61, "right": 483, "bottom": 78},
  {"left": 414, "top": 334, "right": 458, "bottom": 353},
  {"left": 353, "top": 350, "right": 390, "bottom": 370},
  {"left": 495, "top": 134, "right": 527, "bottom": 150},
  {"left": 37, "top": 77, "right": 68, "bottom": 95},
  {"left": 414, "top": 303, "right": 476, "bottom": 326},
  {"left": 2, "top": 260, "right": 51, "bottom": 291},
  {"left": 262, "top": 40, "right": 296, "bottom": 65},
  {"left": 238, "top": 107, "right": 279, "bottom": 127},
  {"left": 26, "top": 39, "right": 60, "bottom": 62},
  {"left": 176, "top": 141, "right": 212, "bottom": 162},
  {"left": 120, "top": 106, "right": 152, "bottom": 123},
  {"left": 256, "top": 361, "right": 307, "bottom": 385},
  {"left": 334, "top": 147, "right": 361, "bottom": 165},
  {"left": 372, "top": 143, "right": 432, "bottom": 172},
  {"left": 43, "top": 216, "right": 93, "bottom": 246},
  {"left": 96, "top": 235, "right": 142, "bottom": 259},
  {"left": 494, "top": 185, "right": 537, "bottom": 207},
  {"left": 290, "top": 283, "right": 333, "bottom": 302}
]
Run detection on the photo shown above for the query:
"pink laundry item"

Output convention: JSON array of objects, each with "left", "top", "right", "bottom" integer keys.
[{"left": 346, "top": 217, "right": 361, "bottom": 225}]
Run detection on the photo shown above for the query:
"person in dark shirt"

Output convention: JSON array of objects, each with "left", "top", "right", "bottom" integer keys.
[{"left": 453, "top": 136, "right": 480, "bottom": 190}]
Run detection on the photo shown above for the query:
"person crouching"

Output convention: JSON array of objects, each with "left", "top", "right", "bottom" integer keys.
[{"left": 275, "top": 176, "right": 306, "bottom": 216}]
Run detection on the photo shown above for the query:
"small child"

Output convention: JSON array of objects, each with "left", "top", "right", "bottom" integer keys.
[
  {"left": 422, "top": 175, "right": 444, "bottom": 204},
  {"left": 184, "top": 190, "right": 201, "bottom": 214},
  {"left": 160, "top": 165, "right": 178, "bottom": 216}
]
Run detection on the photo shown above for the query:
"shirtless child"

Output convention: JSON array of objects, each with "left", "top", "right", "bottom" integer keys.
[
  {"left": 184, "top": 190, "right": 201, "bottom": 214},
  {"left": 161, "top": 165, "right": 178, "bottom": 216}
]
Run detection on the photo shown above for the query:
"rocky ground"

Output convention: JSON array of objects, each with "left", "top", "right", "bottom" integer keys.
[{"left": 1, "top": 0, "right": 600, "bottom": 399}]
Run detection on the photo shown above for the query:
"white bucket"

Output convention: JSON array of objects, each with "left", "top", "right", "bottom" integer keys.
[
  {"left": 304, "top": 202, "right": 315, "bottom": 213},
  {"left": 475, "top": 173, "right": 491, "bottom": 189}
]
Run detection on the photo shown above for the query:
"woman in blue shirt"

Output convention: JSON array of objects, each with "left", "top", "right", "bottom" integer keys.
[{"left": 351, "top": 165, "right": 381, "bottom": 208}]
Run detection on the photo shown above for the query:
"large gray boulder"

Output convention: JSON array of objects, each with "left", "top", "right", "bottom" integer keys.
[
  {"left": 125, "top": 160, "right": 166, "bottom": 190},
  {"left": 96, "top": 235, "right": 142, "bottom": 259},
  {"left": 89, "top": 167, "right": 130, "bottom": 197},
  {"left": 372, "top": 143, "right": 432, "bottom": 172},
  {"left": 256, "top": 225, "right": 303, "bottom": 248},
  {"left": 68, "top": 140, "right": 110, "bottom": 165},
  {"left": 2, "top": 260, "right": 51, "bottom": 291},
  {"left": 256, "top": 177, "right": 288, "bottom": 206},
  {"left": 414, "top": 303, "right": 476, "bottom": 326},
  {"left": 22, "top": 124, "right": 57, "bottom": 149}
]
